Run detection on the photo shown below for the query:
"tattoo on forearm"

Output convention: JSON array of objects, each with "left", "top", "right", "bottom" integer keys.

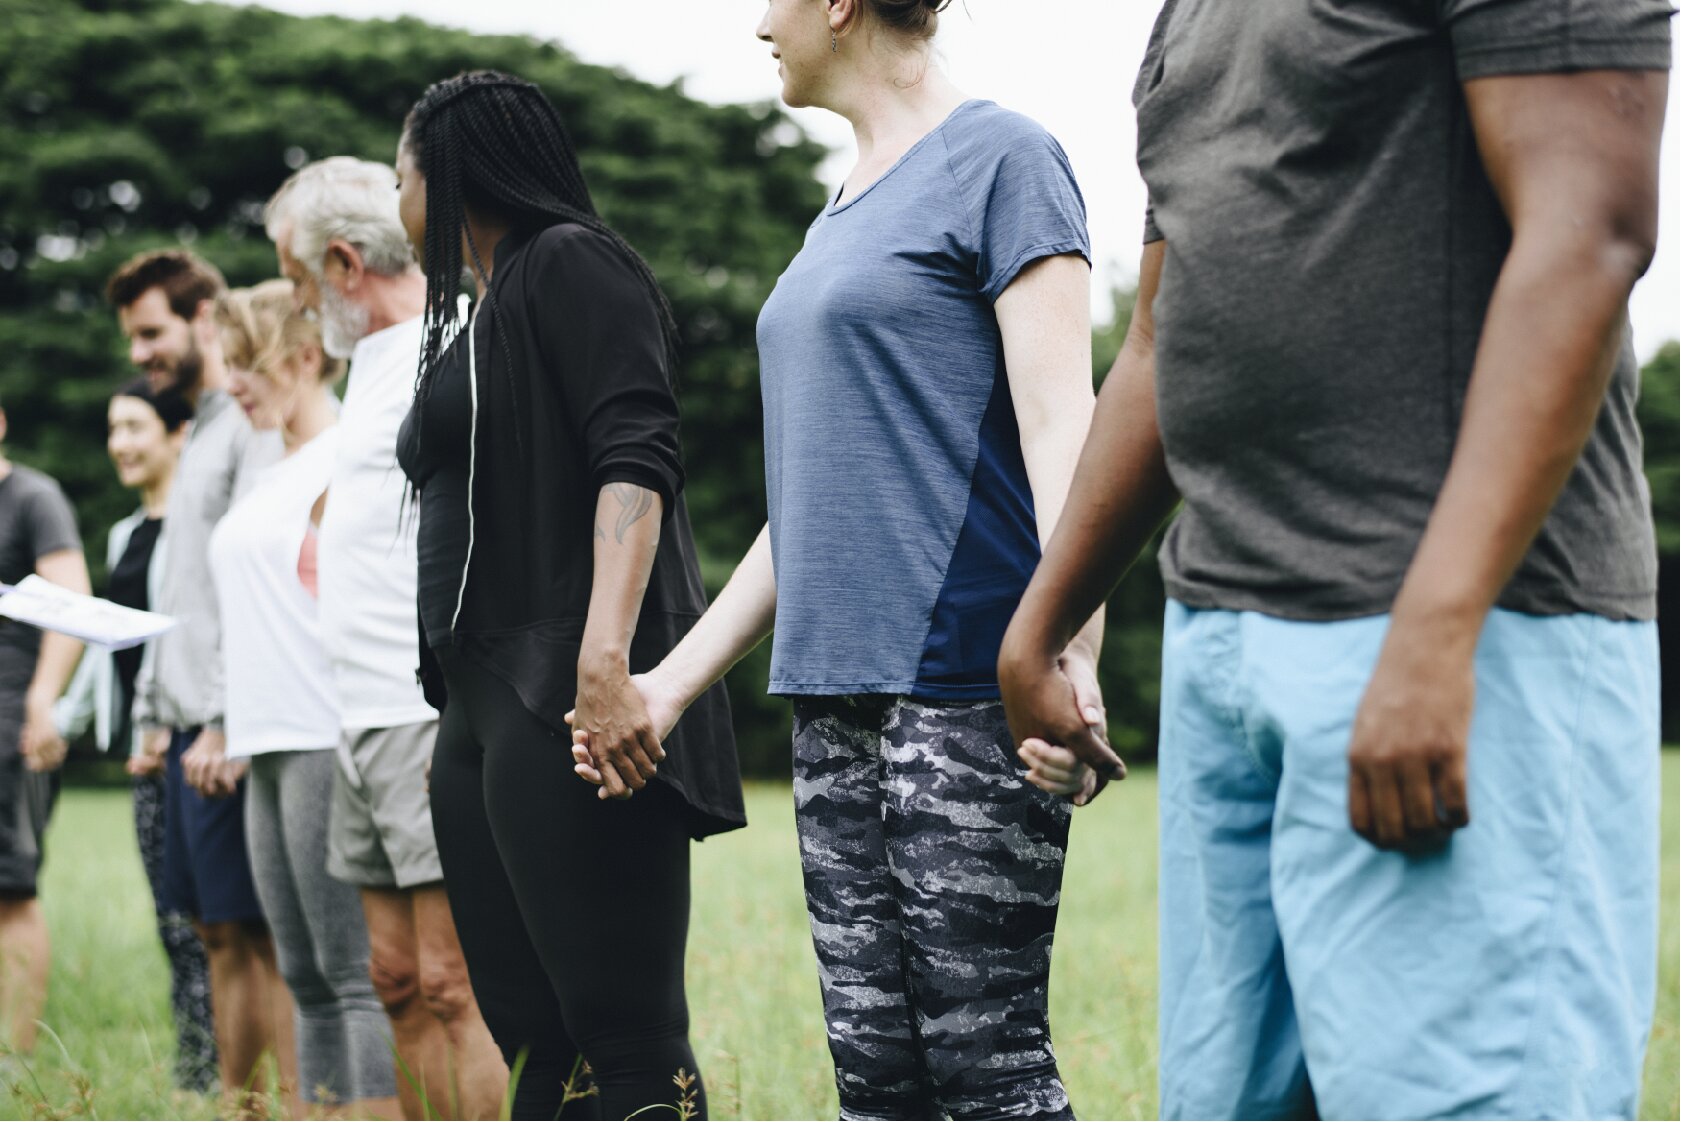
[{"left": 599, "top": 483, "right": 655, "bottom": 544}]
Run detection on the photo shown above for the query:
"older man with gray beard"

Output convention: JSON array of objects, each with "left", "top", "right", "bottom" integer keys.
[{"left": 265, "top": 157, "right": 504, "bottom": 1121}]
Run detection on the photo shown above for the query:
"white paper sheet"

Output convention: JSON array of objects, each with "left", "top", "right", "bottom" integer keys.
[{"left": 0, "top": 575, "right": 177, "bottom": 651}]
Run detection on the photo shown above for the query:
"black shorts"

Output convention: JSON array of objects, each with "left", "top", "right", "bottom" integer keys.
[{"left": 0, "top": 708, "right": 59, "bottom": 897}]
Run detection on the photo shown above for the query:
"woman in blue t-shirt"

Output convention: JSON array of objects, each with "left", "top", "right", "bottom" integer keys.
[{"left": 571, "top": 1, "right": 1117, "bottom": 1115}]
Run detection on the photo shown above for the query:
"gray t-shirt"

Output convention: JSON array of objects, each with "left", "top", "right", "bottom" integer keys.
[
  {"left": 1135, "top": 0, "right": 1672, "bottom": 621},
  {"left": 134, "top": 389, "right": 282, "bottom": 730},
  {"left": 0, "top": 464, "right": 81, "bottom": 714}
]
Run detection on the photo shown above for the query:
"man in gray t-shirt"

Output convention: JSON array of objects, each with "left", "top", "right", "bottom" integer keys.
[
  {"left": 999, "top": 1, "right": 1671, "bottom": 1117},
  {"left": 0, "top": 398, "right": 89, "bottom": 1055}
]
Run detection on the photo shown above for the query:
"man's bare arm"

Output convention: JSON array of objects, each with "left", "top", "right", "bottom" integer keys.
[
  {"left": 1346, "top": 67, "right": 1668, "bottom": 850},
  {"left": 22, "top": 547, "right": 91, "bottom": 771}
]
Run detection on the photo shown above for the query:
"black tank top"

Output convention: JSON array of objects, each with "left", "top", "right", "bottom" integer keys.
[{"left": 108, "top": 515, "right": 162, "bottom": 744}]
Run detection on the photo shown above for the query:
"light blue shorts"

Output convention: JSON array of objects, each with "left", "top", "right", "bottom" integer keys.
[{"left": 1158, "top": 601, "right": 1661, "bottom": 1120}]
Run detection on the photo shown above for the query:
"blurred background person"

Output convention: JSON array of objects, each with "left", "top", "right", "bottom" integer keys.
[
  {"left": 53, "top": 379, "right": 218, "bottom": 1093},
  {"left": 210, "top": 280, "right": 397, "bottom": 1118},
  {"left": 264, "top": 156, "right": 504, "bottom": 1120},
  {"left": 396, "top": 71, "right": 744, "bottom": 1121},
  {"left": 107, "top": 250, "right": 291, "bottom": 1103},
  {"left": 0, "top": 395, "right": 89, "bottom": 1058}
]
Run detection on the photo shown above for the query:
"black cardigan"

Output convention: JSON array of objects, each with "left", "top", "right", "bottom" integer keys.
[{"left": 406, "top": 222, "right": 745, "bottom": 839}]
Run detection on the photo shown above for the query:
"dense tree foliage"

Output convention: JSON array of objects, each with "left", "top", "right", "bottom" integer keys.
[{"left": 2, "top": 0, "right": 1674, "bottom": 774}]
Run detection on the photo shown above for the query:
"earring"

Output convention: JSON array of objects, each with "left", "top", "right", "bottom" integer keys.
[{"left": 832, "top": 31, "right": 838, "bottom": 52}]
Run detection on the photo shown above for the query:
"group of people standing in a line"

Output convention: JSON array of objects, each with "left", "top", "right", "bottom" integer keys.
[{"left": 0, "top": 0, "right": 1671, "bottom": 1119}]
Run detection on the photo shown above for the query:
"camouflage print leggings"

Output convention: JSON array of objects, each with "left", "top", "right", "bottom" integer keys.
[{"left": 792, "top": 696, "right": 1076, "bottom": 1121}]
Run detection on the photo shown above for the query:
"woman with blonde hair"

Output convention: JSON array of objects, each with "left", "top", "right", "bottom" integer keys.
[{"left": 210, "top": 280, "right": 397, "bottom": 1116}]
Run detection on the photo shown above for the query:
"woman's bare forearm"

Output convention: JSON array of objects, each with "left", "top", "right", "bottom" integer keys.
[
  {"left": 1003, "top": 241, "right": 1178, "bottom": 668},
  {"left": 656, "top": 524, "right": 777, "bottom": 706}
]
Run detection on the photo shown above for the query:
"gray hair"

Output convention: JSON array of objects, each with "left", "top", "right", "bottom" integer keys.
[{"left": 264, "top": 156, "right": 414, "bottom": 277}]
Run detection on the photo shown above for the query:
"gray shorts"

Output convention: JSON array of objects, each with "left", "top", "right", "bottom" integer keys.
[
  {"left": 0, "top": 750, "right": 56, "bottom": 898},
  {"left": 327, "top": 721, "right": 443, "bottom": 890}
]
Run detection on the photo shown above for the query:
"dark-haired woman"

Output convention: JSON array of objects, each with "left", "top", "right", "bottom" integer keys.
[
  {"left": 55, "top": 379, "right": 219, "bottom": 1093},
  {"left": 393, "top": 71, "right": 744, "bottom": 1121},
  {"left": 572, "top": 1, "right": 1102, "bottom": 1117}
]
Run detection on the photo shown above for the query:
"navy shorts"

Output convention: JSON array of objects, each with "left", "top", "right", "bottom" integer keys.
[{"left": 159, "top": 728, "right": 264, "bottom": 925}]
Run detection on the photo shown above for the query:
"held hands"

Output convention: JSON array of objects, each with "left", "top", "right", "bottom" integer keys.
[
  {"left": 566, "top": 654, "right": 668, "bottom": 801},
  {"left": 999, "top": 638, "right": 1124, "bottom": 805},
  {"left": 20, "top": 688, "right": 67, "bottom": 773},
  {"left": 1346, "top": 623, "right": 1473, "bottom": 851},
  {"left": 181, "top": 727, "right": 245, "bottom": 798},
  {"left": 126, "top": 727, "right": 170, "bottom": 778}
]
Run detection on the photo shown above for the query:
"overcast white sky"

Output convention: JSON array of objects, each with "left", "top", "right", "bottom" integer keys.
[{"left": 249, "top": 0, "right": 1679, "bottom": 357}]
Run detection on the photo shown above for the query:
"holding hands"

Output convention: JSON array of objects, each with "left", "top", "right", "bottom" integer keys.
[
  {"left": 126, "top": 726, "right": 170, "bottom": 778},
  {"left": 1000, "top": 639, "right": 1117, "bottom": 807},
  {"left": 182, "top": 726, "right": 246, "bottom": 798},
  {"left": 567, "top": 657, "right": 676, "bottom": 801},
  {"left": 20, "top": 687, "right": 67, "bottom": 773}
]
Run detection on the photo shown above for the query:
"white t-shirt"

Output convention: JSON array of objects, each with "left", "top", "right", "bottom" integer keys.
[
  {"left": 318, "top": 316, "right": 436, "bottom": 729},
  {"left": 210, "top": 428, "right": 342, "bottom": 758}
]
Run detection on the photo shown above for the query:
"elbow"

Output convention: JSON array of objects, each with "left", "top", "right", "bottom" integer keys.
[
  {"left": 1598, "top": 221, "right": 1658, "bottom": 286},
  {"left": 1508, "top": 212, "right": 1657, "bottom": 307},
  {"left": 1546, "top": 200, "right": 1658, "bottom": 286}
]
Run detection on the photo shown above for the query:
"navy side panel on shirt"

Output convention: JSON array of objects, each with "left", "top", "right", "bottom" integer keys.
[{"left": 914, "top": 366, "right": 1040, "bottom": 697}]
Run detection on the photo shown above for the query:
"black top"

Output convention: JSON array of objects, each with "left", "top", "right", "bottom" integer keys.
[
  {"left": 107, "top": 517, "right": 162, "bottom": 718},
  {"left": 397, "top": 223, "right": 745, "bottom": 840},
  {"left": 398, "top": 336, "right": 472, "bottom": 651}
]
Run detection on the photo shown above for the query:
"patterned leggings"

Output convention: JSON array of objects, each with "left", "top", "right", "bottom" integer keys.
[
  {"left": 792, "top": 696, "right": 1075, "bottom": 1121},
  {"left": 132, "top": 774, "right": 219, "bottom": 1092}
]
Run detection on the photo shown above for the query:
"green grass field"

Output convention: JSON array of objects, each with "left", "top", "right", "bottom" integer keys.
[{"left": 3, "top": 755, "right": 1676, "bottom": 1120}]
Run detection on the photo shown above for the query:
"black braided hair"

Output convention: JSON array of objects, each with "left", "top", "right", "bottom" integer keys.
[{"left": 401, "top": 70, "right": 680, "bottom": 464}]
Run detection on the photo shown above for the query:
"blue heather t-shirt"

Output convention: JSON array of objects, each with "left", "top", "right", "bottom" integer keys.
[{"left": 757, "top": 99, "right": 1089, "bottom": 699}]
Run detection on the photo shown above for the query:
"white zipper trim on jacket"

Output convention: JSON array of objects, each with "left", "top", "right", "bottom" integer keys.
[{"left": 450, "top": 299, "right": 482, "bottom": 633}]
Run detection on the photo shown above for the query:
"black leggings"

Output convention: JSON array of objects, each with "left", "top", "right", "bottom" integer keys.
[{"left": 429, "top": 645, "right": 703, "bottom": 1121}]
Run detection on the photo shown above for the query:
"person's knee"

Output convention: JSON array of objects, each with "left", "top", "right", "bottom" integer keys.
[
  {"left": 0, "top": 894, "right": 41, "bottom": 925},
  {"left": 416, "top": 950, "right": 477, "bottom": 1026},
  {"left": 278, "top": 963, "right": 336, "bottom": 1011},
  {"left": 196, "top": 920, "right": 241, "bottom": 953},
  {"left": 197, "top": 918, "right": 266, "bottom": 955},
  {"left": 368, "top": 947, "right": 422, "bottom": 1019}
]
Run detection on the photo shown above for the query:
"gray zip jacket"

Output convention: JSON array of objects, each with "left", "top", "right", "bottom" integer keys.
[{"left": 133, "top": 389, "right": 281, "bottom": 732}]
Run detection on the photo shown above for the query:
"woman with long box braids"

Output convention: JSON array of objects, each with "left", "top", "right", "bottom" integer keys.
[{"left": 393, "top": 71, "right": 745, "bottom": 1121}]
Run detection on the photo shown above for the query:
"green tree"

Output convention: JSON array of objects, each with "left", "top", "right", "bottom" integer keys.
[{"left": 1641, "top": 340, "right": 1678, "bottom": 554}]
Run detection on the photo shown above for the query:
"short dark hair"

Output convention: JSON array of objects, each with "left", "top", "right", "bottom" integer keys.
[
  {"left": 112, "top": 377, "right": 195, "bottom": 434},
  {"left": 105, "top": 249, "right": 226, "bottom": 321}
]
